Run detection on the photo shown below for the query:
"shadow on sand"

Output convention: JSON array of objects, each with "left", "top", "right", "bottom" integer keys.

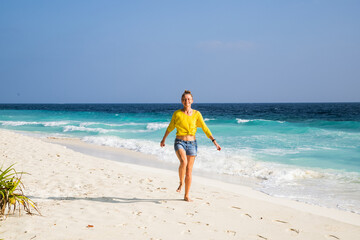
[{"left": 29, "top": 196, "right": 182, "bottom": 204}]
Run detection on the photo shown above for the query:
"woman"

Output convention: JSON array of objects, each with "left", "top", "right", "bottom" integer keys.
[{"left": 160, "top": 90, "right": 221, "bottom": 201}]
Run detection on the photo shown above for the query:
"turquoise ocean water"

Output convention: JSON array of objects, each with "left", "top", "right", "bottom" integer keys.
[{"left": 1, "top": 103, "right": 359, "bottom": 213}]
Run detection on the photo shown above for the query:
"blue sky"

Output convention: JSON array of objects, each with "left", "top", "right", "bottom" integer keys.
[{"left": 1, "top": 0, "right": 359, "bottom": 103}]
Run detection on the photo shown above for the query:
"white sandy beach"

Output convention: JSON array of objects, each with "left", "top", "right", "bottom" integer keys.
[{"left": 1, "top": 129, "right": 360, "bottom": 240}]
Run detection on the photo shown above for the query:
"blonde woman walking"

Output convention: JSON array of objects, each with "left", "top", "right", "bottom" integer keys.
[{"left": 160, "top": 90, "right": 221, "bottom": 201}]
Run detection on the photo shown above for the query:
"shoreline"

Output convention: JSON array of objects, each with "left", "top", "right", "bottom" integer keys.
[
  {"left": 43, "top": 135, "right": 261, "bottom": 188},
  {"left": 42, "top": 135, "right": 360, "bottom": 224},
  {"left": 1, "top": 129, "right": 360, "bottom": 239},
  {"left": 41, "top": 133, "right": 360, "bottom": 215}
]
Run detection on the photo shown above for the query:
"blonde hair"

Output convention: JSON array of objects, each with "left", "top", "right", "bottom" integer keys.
[{"left": 181, "top": 90, "right": 193, "bottom": 100}]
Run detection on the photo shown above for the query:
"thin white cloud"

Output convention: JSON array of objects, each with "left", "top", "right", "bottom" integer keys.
[{"left": 198, "top": 40, "right": 254, "bottom": 50}]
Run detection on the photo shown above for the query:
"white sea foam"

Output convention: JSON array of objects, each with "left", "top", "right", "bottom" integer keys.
[
  {"left": 0, "top": 120, "right": 71, "bottom": 127},
  {"left": 235, "top": 118, "right": 285, "bottom": 124},
  {"left": 43, "top": 121, "right": 71, "bottom": 127},
  {"left": 80, "top": 122, "right": 143, "bottom": 127},
  {"left": 194, "top": 148, "right": 321, "bottom": 182},
  {"left": 236, "top": 119, "right": 251, "bottom": 123},
  {"left": 0, "top": 121, "right": 40, "bottom": 126},
  {"left": 271, "top": 169, "right": 325, "bottom": 182},
  {"left": 120, "top": 129, "right": 151, "bottom": 133},
  {"left": 146, "top": 122, "right": 169, "bottom": 131},
  {"left": 204, "top": 118, "right": 215, "bottom": 122},
  {"left": 79, "top": 122, "right": 102, "bottom": 127},
  {"left": 258, "top": 169, "right": 360, "bottom": 213},
  {"left": 82, "top": 136, "right": 177, "bottom": 163},
  {"left": 78, "top": 122, "right": 169, "bottom": 132},
  {"left": 63, "top": 126, "right": 113, "bottom": 134},
  {"left": 80, "top": 135, "right": 346, "bottom": 182},
  {"left": 257, "top": 148, "right": 301, "bottom": 156}
]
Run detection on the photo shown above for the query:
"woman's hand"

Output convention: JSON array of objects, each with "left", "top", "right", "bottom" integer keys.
[
  {"left": 215, "top": 142, "right": 221, "bottom": 151},
  {"left": 160, "top": 131, "right": 170, "bottom": 148},
  {"left": 212, "top": 139, "right": 221, "bottom": 151}
]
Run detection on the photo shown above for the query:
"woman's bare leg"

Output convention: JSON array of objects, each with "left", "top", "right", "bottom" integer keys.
[
  {"left": 175, "top": 149, "right": 187, "bottom": 192},
  {"left": 184, "top": 155, "right": 195, "bottom": 201}
]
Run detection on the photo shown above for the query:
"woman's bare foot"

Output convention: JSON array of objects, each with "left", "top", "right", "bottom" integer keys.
[
  {"left": 176, "top": 183, "right": 183, "bottom": 192},
  {"left": 184, "top": 196, "right": 193, "bottom": 202}
]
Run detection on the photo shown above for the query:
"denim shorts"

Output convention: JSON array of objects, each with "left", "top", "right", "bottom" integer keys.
[{"left": 174, "top": 139, "right": 197, "bottom": 156}]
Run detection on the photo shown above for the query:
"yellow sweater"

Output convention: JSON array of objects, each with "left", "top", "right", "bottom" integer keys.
[{"left": 166, "top": 109, "right": 212, "bottom": 138}]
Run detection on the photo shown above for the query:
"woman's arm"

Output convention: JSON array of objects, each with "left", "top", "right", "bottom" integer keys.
[
  {"left": 161, "top": 112, "right": 176, "bottom": 147},
  {"left": 196, "top": 112, "right": 221, "bottom": 151},
  {"left": 160, "top": 130, "right": 170, "bottom": 147},
  {"left": 209, "top": 136, "right": 221, "bottom": 151}
]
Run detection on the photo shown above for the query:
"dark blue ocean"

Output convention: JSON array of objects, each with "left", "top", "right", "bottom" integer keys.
[{"left": 1, "top": 103, "right": 360, "bottom": 213}]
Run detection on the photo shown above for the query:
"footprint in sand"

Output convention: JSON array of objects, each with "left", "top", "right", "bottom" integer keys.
[
  {"left": 231, "top": 206, "right": 241, "bottom": 210},
  {"left": 132, "top": 211, "right": 142, "bottom": 216},
  {"left": 226, "top": 230, "right": 236, "bottom": 236},
  {"left": 289, "top": 228, "right": 299, "bottom": 234},
  {"left": 274, "top": 219, "right": 288, "bottom": 224},
  {"left": 156, "top": 187, "right": 167, "bottom": 192},
  {"left": 193, "top": 221, "right": 210, "bottom": 226},
  {"left": 257, "top": 234, "right": 268, "bottom": 240},
  {"left": 180, "top": 229, "right": 191, "bottom": 235},
  {"left": 244, "top": 213, "right": 252, "bottom": 218},
  {"left": 326, "top": 235, "right": 340, "bottom": 239}
]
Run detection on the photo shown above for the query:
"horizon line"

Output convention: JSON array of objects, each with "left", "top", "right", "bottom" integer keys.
[{"left": 0, "top": 101, "right": 360, "bottom": 104}]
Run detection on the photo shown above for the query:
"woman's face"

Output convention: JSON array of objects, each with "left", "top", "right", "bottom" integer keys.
[{"left": 182, "top": 94, "right": 193, "bottom": 107}]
